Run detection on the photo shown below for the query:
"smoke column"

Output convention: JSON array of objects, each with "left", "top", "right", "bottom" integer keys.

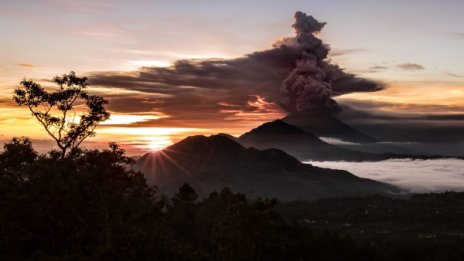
[{"left": 280, "top": 11, "right": 342, "bottom": 112}]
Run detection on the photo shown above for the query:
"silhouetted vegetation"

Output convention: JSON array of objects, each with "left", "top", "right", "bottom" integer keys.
[
  {"left": 1, "top": 138, "right": 463, "bottom": 260},
  {"left": 13, "top": 72, "right": 110, "bottom": 158}
]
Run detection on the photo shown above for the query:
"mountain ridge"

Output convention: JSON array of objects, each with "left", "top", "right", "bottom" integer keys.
[
  {"left": 238, "top": 119, "right": 461, "bottom": 162},
  {"left": 135, "top": 134, "right": 399, "bottom": 200},
  {"left": 239, "top": 119, "right": 384, "bottom": 161},
  {"left": 282, "top": 109, "right": 379, "bottom": 143}
]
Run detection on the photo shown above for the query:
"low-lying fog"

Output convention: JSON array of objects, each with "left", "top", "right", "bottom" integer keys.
[{"left": 305, "top": 159, "right": 464, "bottom": 193}]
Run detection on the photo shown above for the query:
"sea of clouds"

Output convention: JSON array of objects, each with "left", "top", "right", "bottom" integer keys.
[{"left": 305, "top": 158, "right": 464, "bottom": 193}]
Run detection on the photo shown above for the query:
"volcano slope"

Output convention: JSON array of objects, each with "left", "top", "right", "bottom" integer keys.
[
  {"left": 135, "top": 134, "right": 398, "bottom": 200},
  {"left": 238, "top": 120, "right": 389, "bottom": 161}
]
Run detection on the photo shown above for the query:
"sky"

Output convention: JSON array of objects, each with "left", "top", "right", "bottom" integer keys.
[{"left": 1, "top": 0, "right": 463, "bottom": 155}]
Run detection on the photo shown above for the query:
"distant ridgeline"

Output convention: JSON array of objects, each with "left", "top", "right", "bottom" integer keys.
[
  {"left": 135, "top": 110, "right": 462, "bottom": 200},
  {"left": 135, "top": 134, "right": 399, "bottom": 199}
]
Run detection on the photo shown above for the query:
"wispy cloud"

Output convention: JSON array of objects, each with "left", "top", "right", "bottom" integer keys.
[
  {"left": 17, "top": 63, "right": 40, "bottom": 68},
  {"left": 444, "top": 71, "right": 463, "bottom": 78},
  {"left": 67, "top": 22, "right": 130, "bottom": 43},
  {"left": 396, "top": 63, "right": 425, "bottom": 70},
  {"left": 364, "top": 66, "right": 388, "bottom": 73},
  {"left": 329, "top": 48, "right": 366, "bottom": 57},
  {"left": 39, "top": 0, "right": 113, "bottom": 13},
  {"left": 319, "top": 137, "right": 361, "bottom": 146}
]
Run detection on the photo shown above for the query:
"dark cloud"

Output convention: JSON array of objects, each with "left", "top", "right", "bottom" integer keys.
[
  {"left": 331, "top": 75, "right": 384, "bottom": 95},
  {"left": 90, "top": 11, "right": 383, "bottom": 124},
  {"left": 396, "top": 63, "right": 425, "bottom": 70},
  {"left": 293, "top": 11, "right": 326, "bottom": 36},
  {"left": 279, "top": 11, "right": 344, "bottom": 113},
  {"left": 93, "top": 76, "right": 285, "bottom": 129},
  {"left": 425, "top": 114, "right": 464, "bottom": 121},
  {"left": 90, "top": 52, "right": 292, "bottom": 127}
]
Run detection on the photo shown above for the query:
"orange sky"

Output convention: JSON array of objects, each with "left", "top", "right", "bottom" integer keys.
[{"left": 1, "top": 1, "right": 463, "bottom": 155}]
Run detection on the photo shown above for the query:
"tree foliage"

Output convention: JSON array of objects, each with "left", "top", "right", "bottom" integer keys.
[
  {"left": 13, "top": 71, "right": 110, "bottom": 158},
  {"left": 1, "top": 139, "right": 464, "bottom": 260},
  {"left": 0, "top": 137, "right": 37, "bottom": 180}
]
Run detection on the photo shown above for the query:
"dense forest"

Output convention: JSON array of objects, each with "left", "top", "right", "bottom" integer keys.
[{"left": 1, "top": 138, "right": 464, "bottom": 260}]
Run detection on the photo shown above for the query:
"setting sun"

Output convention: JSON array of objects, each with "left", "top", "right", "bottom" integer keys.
[{"left": 146, "top": 137, "right": 173, "bottom": 151}]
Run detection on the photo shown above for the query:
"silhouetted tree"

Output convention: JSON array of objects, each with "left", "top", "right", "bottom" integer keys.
[
  {"left": 0, "top": 140, "right": 171, "bottom": 260},
  {"left": 0, "top": 137, "right": 37, "bottom": 180},
  {"left": 172, "top": 183, "right": 199, "bottom": 204},
  {"left": 167, "top": 183, "right": 199, "bottom": 242},
  {"left": 2, "top": 139, "right": 464, "bottom": 260},
  {"left": 195, "top": 188, "right": 245, "bottom": 245},
  {"left": 212, "top": 197, "right": 287, "bottom": 261},
  {"left": 13, "top": 71, "right": 110, "bottom": 158}
]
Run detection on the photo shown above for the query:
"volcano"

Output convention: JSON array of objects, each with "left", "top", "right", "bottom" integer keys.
[
  {"left": 238, "top": 120, "right": 386, "bottom": 161},
  {"left": 282, "top": 109, "right": 379, "bottom": 144},
  {"left": 281, "top": 109, "right": 437, "bottom": 155},
  {"left": 238, "top": 119, "right": 454, "bottom": 161},
  {"left": 135, "top": 134, "right": 398, "bottom": 200}
]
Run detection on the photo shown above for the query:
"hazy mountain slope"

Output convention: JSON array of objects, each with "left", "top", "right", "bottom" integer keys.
[
  {"left": 135, "top": 135, "right": 398, "bottom": 200},
  {"left": 239, "top": 120, "right": 387, "bottom": 161},
  {"left": 282, "top": 109, "right": 431, "bottom": 155},
  {"left": 283, "top": 109, "right": 379, "bottom": 143},
  {"left": 238, "top": 120, "right": 457, "bottom": 161}
]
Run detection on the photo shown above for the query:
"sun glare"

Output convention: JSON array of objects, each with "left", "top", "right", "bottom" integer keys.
[
  {"left": 146, "top": 137, "right": 173, "bottom": 151},
  {"left": 99, "top": 127, "right": 204, "bottom": 136},
  {"left": 101, "top": 114, "right": 161, "bottom": 125}
]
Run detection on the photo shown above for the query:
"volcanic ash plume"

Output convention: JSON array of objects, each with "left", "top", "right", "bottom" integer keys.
[{"left": 280, "top": 11, "right": 341, "bottom": 112}]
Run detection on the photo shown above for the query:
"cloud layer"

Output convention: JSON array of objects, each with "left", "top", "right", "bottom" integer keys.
[
  {"left": 89, "top": 12, "right": 383, "bottom": 127},
  {"left": 336, "top": 103, "right": 464, "bottom": 145},
  {"left": 396, "top": 63, "right": 425, "bottom": 70},
  {"left": 305, "top": 159, "right": 464, "bottom": 193}
]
